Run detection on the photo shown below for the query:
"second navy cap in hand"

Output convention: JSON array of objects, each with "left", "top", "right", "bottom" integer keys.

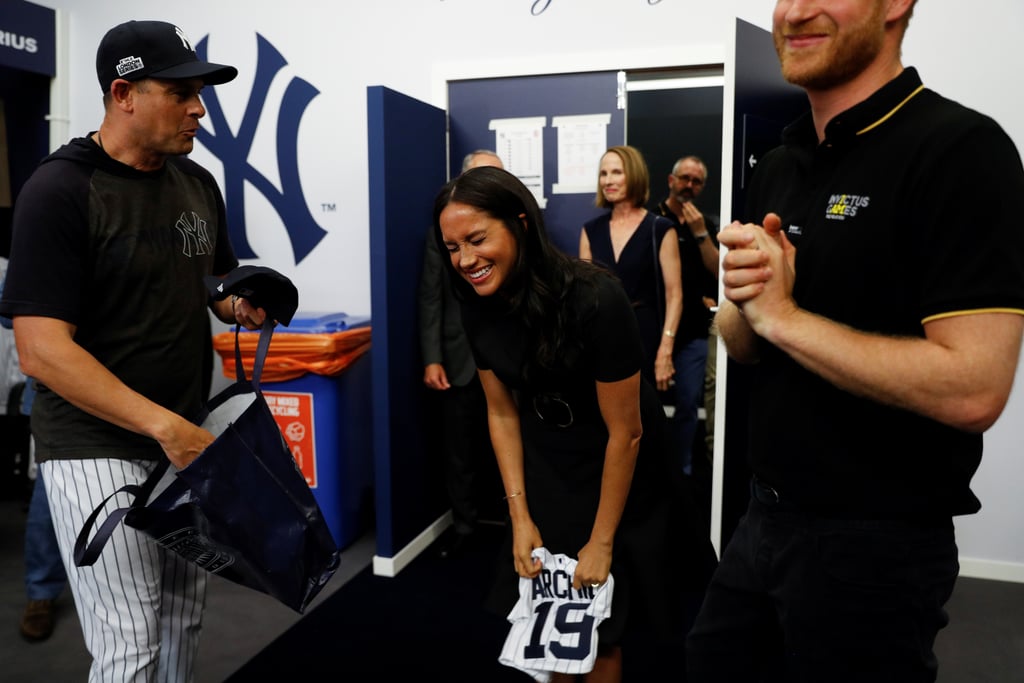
[
  {"left": 96, "top": 20, "right": 238, "bottom": 93},
  {"left": 205, "top": 266, "right": 299, "bottom": 327}
]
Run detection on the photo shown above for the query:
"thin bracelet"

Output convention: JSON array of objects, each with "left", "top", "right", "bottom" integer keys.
[{"left": 504, "top": 490, "right": 523, "bottom": 500}]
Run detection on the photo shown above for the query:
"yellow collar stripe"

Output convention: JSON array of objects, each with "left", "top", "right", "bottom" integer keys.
[
  {"left": 857, "top": 84, "right": 926, "bottom": 136},
  {"left": 922, "top": 307, "right": 1024, "bottom": 325}
]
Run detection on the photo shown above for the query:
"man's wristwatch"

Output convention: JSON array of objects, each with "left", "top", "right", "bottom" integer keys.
[{"left": 693, "top": 232, "right": 709, "bottom": 244}]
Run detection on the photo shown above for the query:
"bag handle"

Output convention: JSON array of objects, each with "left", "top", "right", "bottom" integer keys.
[
  {"left": 233, "top": 318, "right": 276, "bottom": 387},
  {"left": 76, "top": 321, "right": 276, "bottom": 568},
  {"left": 73, "top": 459, "right": 172, "bottom": 567}
]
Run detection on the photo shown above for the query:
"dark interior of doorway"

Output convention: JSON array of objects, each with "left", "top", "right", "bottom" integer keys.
[
  {"left": 0, "top": 67, "right": 50, "bottom": 258},
  {"left": 626, "top": 71, "right": 724, "bottom": 547},
  {"left": 626, "top": 72, "right": 724, "bottom": 226}
]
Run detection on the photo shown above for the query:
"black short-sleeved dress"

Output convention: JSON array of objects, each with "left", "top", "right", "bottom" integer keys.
[{"left": 460, "top": 268, "right": 708, "bottom": 643}]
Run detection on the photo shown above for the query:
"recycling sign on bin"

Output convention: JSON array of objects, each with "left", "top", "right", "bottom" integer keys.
[{"left": 264, "top": 391, "right": 318, "bottom": 488}]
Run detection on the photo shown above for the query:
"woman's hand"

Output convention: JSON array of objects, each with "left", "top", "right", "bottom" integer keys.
[
  {"left": 573, "top": 538, "right": 613, "bottom": 590},
  {"left": 654, "top": 347, "right": 675, "bottom": 391},
  {"left": 511, "top": 519, "right": 544, "bottom": 579}
]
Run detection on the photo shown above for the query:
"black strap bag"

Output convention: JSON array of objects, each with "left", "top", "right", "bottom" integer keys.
[{"left": 74, "top": 271, "right": 339, "bottom": 613}]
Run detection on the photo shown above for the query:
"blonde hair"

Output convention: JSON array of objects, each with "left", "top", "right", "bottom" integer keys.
[{"left": 596, "top": 145, "right": 650, "bottom": 209}]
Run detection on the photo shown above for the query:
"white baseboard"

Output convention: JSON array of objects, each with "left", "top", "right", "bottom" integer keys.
[
  {"left": 368, "top": 517, "right": 1024, "bottom": 585},
  {"left": 371, "top": 510, "right": 452, "bottom": 577},
  {"left": 958, "top": 556, "right": 1024, "bottom": 584}
]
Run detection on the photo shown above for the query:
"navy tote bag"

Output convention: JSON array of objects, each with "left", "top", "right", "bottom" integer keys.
[{"left": 74, "top": 317, "right": 341, "bottom": 613}]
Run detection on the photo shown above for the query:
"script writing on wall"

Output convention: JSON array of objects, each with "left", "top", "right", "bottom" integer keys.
[{"left": 440, "top": 0, "right": 664, "bottom": 17}]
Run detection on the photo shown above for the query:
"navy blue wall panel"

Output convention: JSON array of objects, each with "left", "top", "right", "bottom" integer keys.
[
  {"left": 366, "top": 86, "right": 448, "bottom": 558},
  {"left": 448, "top": 72, "right": 624, "bottom": 256}
]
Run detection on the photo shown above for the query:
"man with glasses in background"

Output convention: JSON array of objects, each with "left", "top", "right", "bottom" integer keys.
[{"left": 654, "top": 156, "right": 719, "bottom": 477}]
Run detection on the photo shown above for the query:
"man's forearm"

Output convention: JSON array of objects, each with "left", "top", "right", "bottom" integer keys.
[{"left": 716, "top": 300, "right": 760, "bottom": 364}]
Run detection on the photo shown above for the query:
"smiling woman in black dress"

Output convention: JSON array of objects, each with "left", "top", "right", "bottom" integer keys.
[
  {"left": 433, "top": 166, "right": 712, "bottom": 681},
  {"left": 580, "top": 145, "right": 683, "bottom": 393}
]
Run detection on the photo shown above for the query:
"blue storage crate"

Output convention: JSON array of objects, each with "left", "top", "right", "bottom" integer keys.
[{"left": 259, "top": 312, "right": 372, "bottom": 550}]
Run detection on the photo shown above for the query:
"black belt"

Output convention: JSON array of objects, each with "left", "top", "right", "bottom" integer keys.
[
  {"left": 749, "top": 477, "right": 955, "bottom": 529},
  {"left": 750, "top": 477, "right": 794, "bottom": 509}
]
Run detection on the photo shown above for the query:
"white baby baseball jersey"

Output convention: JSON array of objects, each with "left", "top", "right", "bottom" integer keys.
[{"left": 499, "top": 547, "right": 615, "bottom": 681}]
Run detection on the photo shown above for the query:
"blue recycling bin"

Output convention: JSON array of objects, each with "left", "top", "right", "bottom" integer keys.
[{"left": 255, "top": 312, "right": 373, "bottom": 550}]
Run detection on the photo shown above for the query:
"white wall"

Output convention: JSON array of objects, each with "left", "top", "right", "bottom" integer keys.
[
  {"left": 28, "top": 0, "right": 1024, "bottom": 578},
  {"left": 900, "top": 4, "right": 1024, "bottom": 580}
]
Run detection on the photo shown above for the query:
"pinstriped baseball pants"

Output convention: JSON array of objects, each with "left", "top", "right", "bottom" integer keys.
[{"left": 42, "top": 459, "right": 207, "bottom": 683}]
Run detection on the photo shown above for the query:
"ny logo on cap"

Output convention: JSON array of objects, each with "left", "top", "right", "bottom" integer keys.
[{"left": 174, "top": 26, "right": 194, "bottom": 53}]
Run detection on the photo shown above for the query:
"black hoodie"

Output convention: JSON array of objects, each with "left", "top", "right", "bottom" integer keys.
[{"left": 0, "top": 135, "right": 238, "bottom": 462}]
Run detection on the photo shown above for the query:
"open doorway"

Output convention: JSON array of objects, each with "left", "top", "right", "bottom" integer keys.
[{"left": 625, "top": 66, "right": 724, "bottom": 226}]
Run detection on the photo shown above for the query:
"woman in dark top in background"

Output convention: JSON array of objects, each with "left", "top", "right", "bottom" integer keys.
[
  {"left": 434, "top": 166, "right": 711, "bottom": 681},
  {"left": 579, "top": 145, "right": 683, "bottom": 392}
]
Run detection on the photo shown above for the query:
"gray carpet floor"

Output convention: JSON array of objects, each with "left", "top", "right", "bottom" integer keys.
[
  {"left": 2, "top": 495, "right": 1023, "bottom": 682},
  {"left": 0, "top": 494, "right": 374, "bottom": 682}
]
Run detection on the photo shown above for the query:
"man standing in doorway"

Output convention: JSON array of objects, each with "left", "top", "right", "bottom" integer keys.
[
  {"left": 687, "top": 1, "right": 1024, "bottom": 681},
  {"left": 653, "top": 155, "right": 718, "bottom": 476}
]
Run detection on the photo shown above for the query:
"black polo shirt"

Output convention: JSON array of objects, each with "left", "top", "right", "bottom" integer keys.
[{"left": 743, "top": 67, "right": 1024, "bottom": 519}]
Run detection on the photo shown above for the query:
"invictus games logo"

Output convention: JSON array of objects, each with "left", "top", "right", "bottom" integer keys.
[
  {"left": 115, "top": 55, "right": 144, "bottom": 77},
  {"left": 195, "top": 34, "right": 326, "bottom": 265},
  {"left": 825, "top": 193, "right": 870, "bottom": 221}
]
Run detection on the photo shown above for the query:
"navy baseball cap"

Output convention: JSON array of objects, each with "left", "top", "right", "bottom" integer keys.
[
  {"left": 96, "top": 20, "right": 238, "bottom": 93},
  {"left": 205, "top": 266, "right": 300, "bottom": 327}
]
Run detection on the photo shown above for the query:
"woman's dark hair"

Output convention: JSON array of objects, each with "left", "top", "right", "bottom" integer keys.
[{"left": 432, "top": 166, "right": 603, "bottom": 379}]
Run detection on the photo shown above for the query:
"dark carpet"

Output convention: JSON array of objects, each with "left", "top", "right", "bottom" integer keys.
[{"left": 228, "top": 521, "right": 700, "bottom": 681}]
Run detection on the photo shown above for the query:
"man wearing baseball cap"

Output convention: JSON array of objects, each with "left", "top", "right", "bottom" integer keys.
[
  {"left": 95, "top": 20, "right": 237, "bottom": 93},
  {"left": 0, "top": 20, "right": 263, "bottom": 681}
]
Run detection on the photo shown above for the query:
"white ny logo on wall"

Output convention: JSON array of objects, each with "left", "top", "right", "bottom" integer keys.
[{"left": 195, "top": 33, "right": 327, "bottom": 265}]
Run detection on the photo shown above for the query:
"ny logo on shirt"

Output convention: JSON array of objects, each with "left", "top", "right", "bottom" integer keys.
[{"left": 175, "top": 211, "right": 213, "bottom": 257}]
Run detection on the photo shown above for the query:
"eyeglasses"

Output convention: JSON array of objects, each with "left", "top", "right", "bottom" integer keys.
[
  {"left": 532, "top": 393, "right": 573, "bottom": 428},
  {"left": 672, "top": 173, "right": 705, "bottom": 187}
]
